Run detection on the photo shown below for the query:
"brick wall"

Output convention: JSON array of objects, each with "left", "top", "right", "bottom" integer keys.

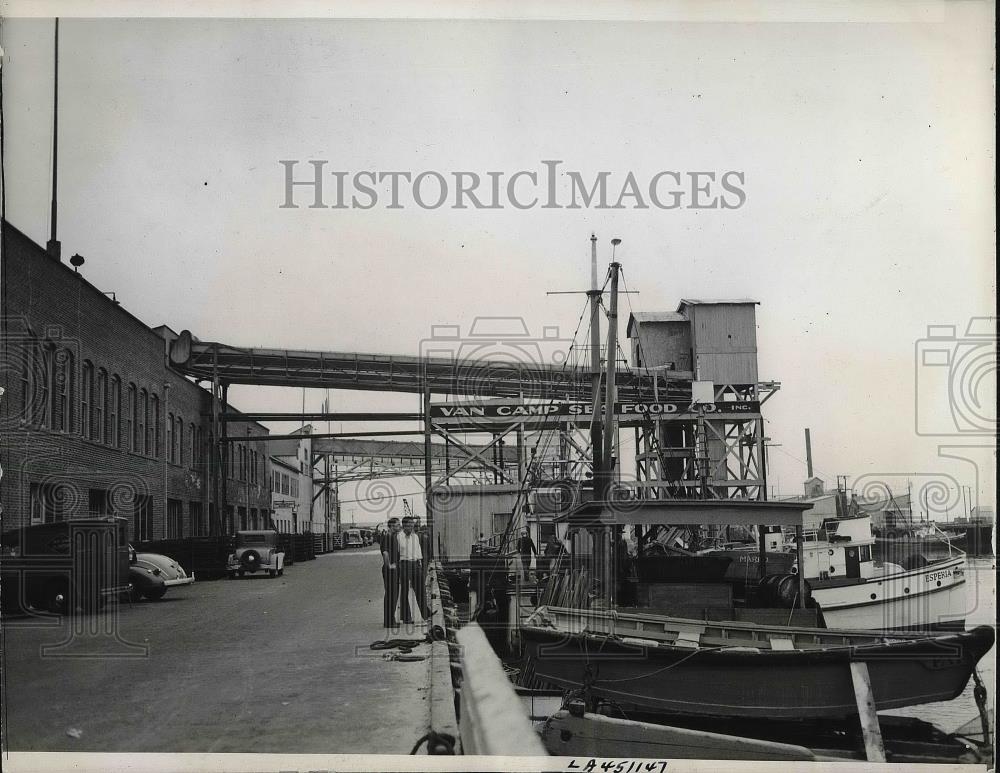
[{"left": 1, "top": 222, "right": 270, "bottom": 540}]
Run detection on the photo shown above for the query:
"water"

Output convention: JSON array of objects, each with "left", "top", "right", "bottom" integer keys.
[{"left": 890, "top": 556, "right": 996, "bottom": 734}]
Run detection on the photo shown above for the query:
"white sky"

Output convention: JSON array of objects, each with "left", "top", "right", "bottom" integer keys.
[{"left": 1, "top": 4, "right": 995, "bottom": 523}]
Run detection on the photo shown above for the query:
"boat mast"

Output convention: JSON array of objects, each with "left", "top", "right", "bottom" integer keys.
[
  {"left": 601, "top": 247, "right": 621, "bottom": 498},
  {"left": 588, "top": 234, "right": 604, "bottom": 493}
]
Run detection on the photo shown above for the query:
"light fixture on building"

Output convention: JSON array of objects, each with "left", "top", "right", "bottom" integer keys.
[{"left": 70, "top": 253, "right": 85, "bottom": 272}]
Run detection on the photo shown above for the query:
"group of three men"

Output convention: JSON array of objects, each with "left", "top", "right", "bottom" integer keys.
[{"left": 379, "top": 516, "right": 430, "bottom": 629}]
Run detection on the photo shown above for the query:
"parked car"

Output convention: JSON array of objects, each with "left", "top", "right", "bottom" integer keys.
[
  {"left": 0, "top": 517, "right": 130, "bottom": 614},
  {"left": 344, "top": 529, "right": 364, "bottom": 548},
  {"left": 127, "top": 545, "right": 195, "bottom": 601},
  {"left": 227, "top": 530, "right": 285, "bottom": 578}
]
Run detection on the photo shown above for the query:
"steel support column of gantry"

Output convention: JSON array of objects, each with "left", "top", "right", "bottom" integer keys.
[{"left": 634, "top": 382, "right": 779, "bottom": 502}]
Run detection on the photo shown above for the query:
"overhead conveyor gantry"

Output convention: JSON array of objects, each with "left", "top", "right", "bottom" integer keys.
[{"left": 166, "top": 330, "right": 687, "bottom": 401}]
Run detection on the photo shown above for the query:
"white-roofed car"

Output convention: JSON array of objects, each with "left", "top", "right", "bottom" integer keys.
[{"left": 128, "top": 545, "right": 195, "bottom": 602}]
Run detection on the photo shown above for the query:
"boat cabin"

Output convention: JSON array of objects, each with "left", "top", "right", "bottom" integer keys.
[{"left": 799, "top": 514, "right": 877, "bottom": 581}]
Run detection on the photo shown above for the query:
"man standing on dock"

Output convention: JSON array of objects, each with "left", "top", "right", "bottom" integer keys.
[
  {"left": 380, "top": 517, "right": 401, "bottom": 630},
  {"left": 398, "top": 515, "right": 429, "bottom": 624}
]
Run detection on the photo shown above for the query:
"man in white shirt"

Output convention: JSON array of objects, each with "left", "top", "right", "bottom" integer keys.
[{"left": 397, "top": 516, "right": 429, "bottom": 623}]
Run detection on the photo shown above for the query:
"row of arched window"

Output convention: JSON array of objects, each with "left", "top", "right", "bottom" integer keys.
[
  {"left": 20, "top": 336, "right": 204, "bottom": 468},
  {"left": 228, "top": 442, "right": 263, "bottom": 484}
]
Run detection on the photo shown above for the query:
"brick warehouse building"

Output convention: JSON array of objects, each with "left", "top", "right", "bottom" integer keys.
[{"left": 0, "top": 222, "right": 272, "bottom": 539}]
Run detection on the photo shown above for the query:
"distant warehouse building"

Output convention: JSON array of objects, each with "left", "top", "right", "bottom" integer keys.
[
  {"left": 269, "top": 425, "right": 325, "bottom": 535},
  {"left": 0, "top": 222, "right": 271, "bottom": 539}
]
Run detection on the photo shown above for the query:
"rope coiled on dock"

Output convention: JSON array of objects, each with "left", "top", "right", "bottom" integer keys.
[
  {"left": 369, "top": 638, "right": 426, "bottom": 651},
  {"left": 410, "top": 730, "right": 456, "bottom": 755}
]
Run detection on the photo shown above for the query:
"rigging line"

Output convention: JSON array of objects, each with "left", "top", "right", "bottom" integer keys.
[
  {"left": 483, "top": 293, "right": 595, "bottom": 586},
  {"left": 593, "top": 645, "right": 731, "bottom": 683},
  {"left": 768, "top": 443, "right": 836, "bottom": 483}
]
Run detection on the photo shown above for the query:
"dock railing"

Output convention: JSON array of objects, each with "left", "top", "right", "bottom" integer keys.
[{"left": 455, "top": 623, "right": 548, "bottom": 757}]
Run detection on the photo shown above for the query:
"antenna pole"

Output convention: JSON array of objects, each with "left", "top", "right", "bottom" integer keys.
[
  {"left": 804, "top": 428, "right": 813, "bottom": 478},
  {"left": 46, "top": 18, "right": 61, "bottom": 260}
]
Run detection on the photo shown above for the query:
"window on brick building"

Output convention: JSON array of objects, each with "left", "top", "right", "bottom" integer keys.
[
  {"left": 134, "top": 495, "right": 152, "bottom": 542},
  {"left": 96, "top": 368, "right": 107, "bottom": 444},
  {"left": 190, "top": 501, "right": 204, "bottom": 536},
  {"left": 167, "top": 412, "right": 175, "bottom": 462},
  {"left": 167, "top": 499, "right": 184, "bottom": 539},
  {"left": 88, "top": 489, "right": 109, "bottom": 517},
  {"left": 151, "top": 394, "right": 160, "bottom": 457},
  {"left": 177, "top": 417, "right": 184, "bottom": 466},
  {"left": 30, "top": 481, "right": 65, "bottom": 523},
  {"left": 291, "top": 477, "right": 299, "bottom": 498},
  {"left": 52, "top": 348, "right": 73, "bottom": 432},
  {"left": 189, "top": 422, "right": 196, "bottom": 467},
  {"left": 81, "top": 361, "right": 93, "bottom": 439},
  {"left": 126, "top": 384, "right": 136, "bottom": 451},
  {"left": 140, "top": 389, "right": 149, "bottom": 455},
  {"left": 19, "top": 335, "right": 34, "bottom": 422},
  {"left": 109, "top": 375, "right": 121, "bottom": 447}
]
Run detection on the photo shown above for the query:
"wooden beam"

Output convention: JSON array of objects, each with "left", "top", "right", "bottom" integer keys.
[{"left": 849, "top": 662, "right": 886, "bottom": 762}]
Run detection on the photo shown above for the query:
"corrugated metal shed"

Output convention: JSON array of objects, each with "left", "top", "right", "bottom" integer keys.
[{"left": 626, "top": 311, "right": 688, "bottom": 338}]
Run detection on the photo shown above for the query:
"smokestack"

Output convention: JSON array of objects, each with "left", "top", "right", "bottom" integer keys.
[
  {"left": 46, "top": 18, "right": 61, "bottom": 261},
  {"left": 804, "top": 428, "right": 813, "bottom": 478}
]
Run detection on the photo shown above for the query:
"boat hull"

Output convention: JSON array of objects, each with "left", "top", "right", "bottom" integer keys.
[
  {"left": 521, "top": 622, "right": 994, "bottom": 720},
  {"left": 812, "top": 555, "right": 967, "bottom": 630}
]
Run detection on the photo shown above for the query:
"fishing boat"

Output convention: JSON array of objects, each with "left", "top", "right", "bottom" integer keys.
[
  {"left": 633, "top": 502, "right": 969, "bottom": 630},
  {"left": 799, "top": 511, "right": 968, "bottom": 630},
  {"left": 521, "top": 603, "right": 995, "bottom": 719},
  {"left": 514, "top": 255, "right": 994, "bottom": 729}
]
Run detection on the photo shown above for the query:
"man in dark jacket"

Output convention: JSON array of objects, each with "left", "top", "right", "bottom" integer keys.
[
  {"left": 380, "top": 517, "right": 401, "bottom": 630},
  {"left": 516, "top": 528, "right": 537, "bottom": 581}
]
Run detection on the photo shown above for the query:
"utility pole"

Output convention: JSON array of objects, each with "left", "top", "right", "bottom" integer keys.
[{"left": 47, "top": 19, "right": 61, "bottom": 260}]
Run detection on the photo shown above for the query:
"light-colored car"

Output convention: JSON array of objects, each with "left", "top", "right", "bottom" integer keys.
[
  {"left": 227, "top": 530, "right": 285, "bottom": 578},
  {"left": 344, "top": 529, "right": 363, "bottom": 548},
  {"left": 128, "top": 545, "right": 196, "bottom": 601}
]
